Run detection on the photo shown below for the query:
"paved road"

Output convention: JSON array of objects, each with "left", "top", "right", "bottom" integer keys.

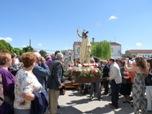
[{"left": 58, "top": 90, "right": 151, "bottom": 114}]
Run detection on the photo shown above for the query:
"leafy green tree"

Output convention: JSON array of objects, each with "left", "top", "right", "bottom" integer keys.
[
  {"left": 39, "top": 50, "right": 47, "bottom": 57},
  {"left": 22, "top": 46, "right": 34, "bottom": 53},
  {"left": 0, "top": 40, "right": 13, "bottom": 53},
  {"left": 91, "top": 40, "right": 111, "bottom": 59},
  {"left": 13, "top": 48, "right": 23, "bottom": 55}
]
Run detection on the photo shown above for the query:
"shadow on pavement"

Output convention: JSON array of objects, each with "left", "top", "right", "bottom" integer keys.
[
  {"left": 85, "top": 107, "right": 113, "bottom": 114},
  {"left": 67, "top": 98, "right": 90, "bottom": 105},
  {"left": 58, "top": 106, "right": 83, "bottom": 114},
  {"left": 59, "top": 91, "right": 152, "bottom": 114}
]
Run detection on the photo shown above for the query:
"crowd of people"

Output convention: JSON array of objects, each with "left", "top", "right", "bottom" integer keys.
[
  {"left": 0, "top": 50, "right": 152, "bottom": 114},
  {"left": 72, "top": 56, "right": 152, "bottom": 114},
  {"left": 0, "top": 51, "right": 64, "bottom": 114}
]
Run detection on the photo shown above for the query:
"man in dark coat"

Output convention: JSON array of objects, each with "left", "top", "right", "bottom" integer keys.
[{"left": 47, "top": 52, "right": 64, "bottom": 114}]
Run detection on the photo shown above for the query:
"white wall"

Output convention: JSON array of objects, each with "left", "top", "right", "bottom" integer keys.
[
  {"left": 137, "top": 53, "right": 152, "bottom": 58},
  {"left": 111, "top": 45, "right": 121, "bottom": 59},
  {"left": 74, "top": 44, "right": 80, "bottom": 59}
]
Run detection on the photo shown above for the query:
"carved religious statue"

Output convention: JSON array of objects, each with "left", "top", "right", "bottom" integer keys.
[{"left": 77, "top": 29, "right": 91, "bottom": 64}]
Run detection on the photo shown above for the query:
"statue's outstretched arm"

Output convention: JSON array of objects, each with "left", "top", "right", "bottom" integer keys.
[{"left": 77, "top": 29, "right": 82, "bottom": 38}]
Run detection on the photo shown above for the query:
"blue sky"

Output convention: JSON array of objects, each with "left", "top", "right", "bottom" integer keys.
[{"left": 0, "top": 0, "right": 152, "bottom": 53}]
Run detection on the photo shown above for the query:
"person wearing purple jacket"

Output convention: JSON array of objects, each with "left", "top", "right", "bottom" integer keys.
[
  {"left": 0, "top": 52, "right": 15, "bottom": 114},
  {"left": 45, "top": 54, "right": 52, "bottom": 67}
]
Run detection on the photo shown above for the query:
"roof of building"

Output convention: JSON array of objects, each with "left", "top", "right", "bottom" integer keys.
[
  {"left": 73, "top": 41, "right": 81, "bottom": 45},
  {"left": 110, "top": 42, "right": 121, "bottom": 46},
  {"left": 73, "top": 41, "right": 121, "bottom": 46},
  {"left": 126, "top": 50, "right": 152, "bottom": 53}
]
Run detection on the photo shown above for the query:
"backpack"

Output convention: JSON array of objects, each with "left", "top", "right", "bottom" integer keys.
[{"left": 0, "top": 74, "right": 4, "bottom": 106}]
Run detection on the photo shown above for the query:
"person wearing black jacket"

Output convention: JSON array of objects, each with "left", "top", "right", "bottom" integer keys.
[
  {"left": 47, "top": 52, "right": 64, "bottom": 114},
  {"left": 102, "top": 60, "right": 110, "bottom": 95}
]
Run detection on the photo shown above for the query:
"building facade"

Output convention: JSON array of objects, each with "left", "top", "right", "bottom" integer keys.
[
  {"left": 62, "top": 49, "right": 74, "bottom": 67},
  {"left": 73, "top": 42, "right": 81, "bottom": 59},
  {"left": 125, "top": 50, "right": 152, "bottom": 58},
  {"left": 73, "top": 41, "right": 122, "bottom": 59},
  {"left": 110, "top": 42, "right": 122, "bottom": 59}
]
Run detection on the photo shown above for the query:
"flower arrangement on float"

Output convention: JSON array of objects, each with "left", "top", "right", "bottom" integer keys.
[{"left": 67, "top": 63, "right": 101, "bottom": 83}]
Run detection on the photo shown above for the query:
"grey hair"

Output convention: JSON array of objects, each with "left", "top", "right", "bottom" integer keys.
[
  {"left": 56, "top": 52, "right": 63, "bottom": 60},
  {"left": 34, "top": 52, "right": 41, "bottom": 58}
]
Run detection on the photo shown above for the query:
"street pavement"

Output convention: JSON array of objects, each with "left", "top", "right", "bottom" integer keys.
[{"left": 58, "top": 90, "right": 151, "bottom": 114}]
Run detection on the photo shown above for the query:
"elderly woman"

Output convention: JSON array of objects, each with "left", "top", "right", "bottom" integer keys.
[
  {"left": 0, "top": 52, "right": 15, "bottom": 114},
  {"left": 125, "top": 57, "right": 148, "bottom": 114},
  {"left": 14, "top": 52, "right": 42, "bottom": 114}
]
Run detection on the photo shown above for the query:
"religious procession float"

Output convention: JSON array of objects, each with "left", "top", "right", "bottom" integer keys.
[
  {"left": 67, "top": 63, "right": 101, "bottom": 83},
  {"left": 65, "top": 30, "right": 101, "bottom": 85}
]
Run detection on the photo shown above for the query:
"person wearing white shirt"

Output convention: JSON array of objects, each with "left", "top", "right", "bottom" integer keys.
[
  {"left": 108, "top": 58, "right": 122, "bottom": 109},
  {"left": 14, "top": 52, "right": 42, "bottom": 114}
]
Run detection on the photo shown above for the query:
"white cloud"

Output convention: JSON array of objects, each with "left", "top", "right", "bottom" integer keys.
[
  {"left": 0, "top": 36, "right": 13, "bottom": 42},
  {"left": 109, "top": 16, "right": 118, "bottom": 21},
  {"left": 136, "top": 42, "right": 143, "bottom": 47},
  {"left": 37, "top": 43, "right": 42, "bottom": 47}
]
